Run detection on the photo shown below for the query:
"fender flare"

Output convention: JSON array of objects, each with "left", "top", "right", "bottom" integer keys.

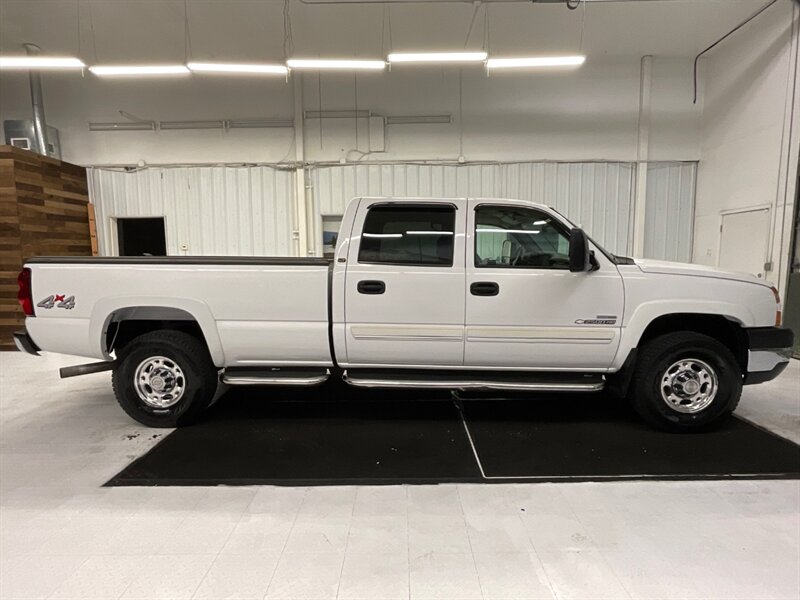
[
  {"left": 89, "top": 296, "right": 225, "bottom": 366},
  {"left": 612, "top": 299, "right": 753, "bottom": 370}
]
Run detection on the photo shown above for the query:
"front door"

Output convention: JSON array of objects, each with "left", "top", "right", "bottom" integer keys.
[
  {"left": 464, "top": 201, "right": 624, "bottom": 370},
  {"left": 343, "top": 199, "right": 467, "bottom": 367}
]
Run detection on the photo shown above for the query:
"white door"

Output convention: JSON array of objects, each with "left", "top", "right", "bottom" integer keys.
[
  {"left": 464, "top": 200, "right": 624, "bottom": 370},
  {"left": 719, "top": 207, "right": 770, "bottom": 278},
  {"left": 343, "top": 200, "right": 467, "bottom": 367}
]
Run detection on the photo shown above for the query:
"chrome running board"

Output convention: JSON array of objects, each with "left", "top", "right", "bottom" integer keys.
[
  {"left": 342, "top": 369, "right": 604, "bottom": 392},
  {"left": 222, "top": 368, "right": 329, "bottom": 386}
]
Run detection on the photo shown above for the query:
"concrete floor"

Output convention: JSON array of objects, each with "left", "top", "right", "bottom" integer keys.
[{"left": 1, "top": 351, "right": 798, "bottom": 600}]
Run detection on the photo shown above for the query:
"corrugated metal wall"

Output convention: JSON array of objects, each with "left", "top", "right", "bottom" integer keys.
[
  {"left": 644, "top": 162, "right": 697, "bottom": 263},
  {"left": 87, "top": 161, "right": 696, "bottom": 261},
  {"left": 309, "top": 162, "right": 636, "bottom": 256},
  {"left": 88, "top": 166, "right": 295, "bottom": 256}
]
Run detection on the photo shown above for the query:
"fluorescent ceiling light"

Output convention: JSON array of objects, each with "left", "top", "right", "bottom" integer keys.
[
  {"left": 89, "top": 121, "right": 155, "bottom": 131},
  {"left": 89, "top": 65, "right": 190, "bottom": 76},
  {"left": 160, "top": 120, "right": 224, "bottom": 130},
  {"left": 477, "top": 229, "right": 540, "bottom": 234},
  {"left": 287, "top": 59, "right": 385, "bottom": 71},
  {"left": 305, "top": 110, "right": 371, "bottom": 119},
  {"left": 388, "top": 52, "right": 487, "bottom": 64},
  {"left": 486, "top": 56, "right": 586, "bottom": 69},
  {"left": 386, "top": 114, "right": 451, "bottom": 125},
  {"left": 0, "top": 56, "right": 85, "bottom": 69},
  {"left": 228, "top": 118, "right": 293, "bottom": 128},
  {"left": 187, "top": 62, "right": 288, "bottom": 75}
]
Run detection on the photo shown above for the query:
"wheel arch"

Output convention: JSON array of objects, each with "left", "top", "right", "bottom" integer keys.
[
  {"left": 636, "top": 313, "right": 748, "bottom": 372},
  {"left": 90, "top": 298, "right": 225, "bottom": 366},
  {"left": 609, "top": 310, "right": 749, "bottom": 398}
]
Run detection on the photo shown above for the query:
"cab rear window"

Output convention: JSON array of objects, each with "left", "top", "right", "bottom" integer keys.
[{"left": 358, "top": 205, "right": 455, "bottom": 266}]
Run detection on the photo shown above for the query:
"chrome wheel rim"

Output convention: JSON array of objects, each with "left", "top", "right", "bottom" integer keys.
[
  {"left": 133, "top": 356, "right": 186, "bottom": 409},
  {"left": 660, "top": 358, "right": 718, "bottom": 414}
]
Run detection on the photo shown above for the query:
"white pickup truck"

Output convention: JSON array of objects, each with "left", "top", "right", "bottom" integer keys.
[{"left": 15, "top": 196, "right": 793, "bottom": 431}]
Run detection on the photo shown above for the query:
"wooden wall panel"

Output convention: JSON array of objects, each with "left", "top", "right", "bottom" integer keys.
[{"left": 0, "top": 146, "right": 91, "bottom": 350}]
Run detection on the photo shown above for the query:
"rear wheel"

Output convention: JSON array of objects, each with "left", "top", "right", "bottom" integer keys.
[
  {"left": 628, "top": 332, "right": 742, "bottom": 432},
  {"left": 112, "top": 330, "right": 218, "bottom": 427}
]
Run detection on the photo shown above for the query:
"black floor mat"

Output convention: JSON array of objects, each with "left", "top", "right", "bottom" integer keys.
[
  {"left": 461, "top": 397, "right": 800, "bottom": 481},
  {"left": 107, "top": 386, "right": 800, "bottom": 486},
  {"left": 109, "top": 386, "right": 481, "bottom": 486}
]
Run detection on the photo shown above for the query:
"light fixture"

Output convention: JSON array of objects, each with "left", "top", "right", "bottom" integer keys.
[
  {"left": 187, "top": 62, "right": 288, "bottom": 75},
  {"left": 305, "top": 110, "right": 372, "bottom": 119},
  {"left": 89, "top": 65, "right": 190, "bottom": 76},
  {"left": 477, "top": 229, "right": 540, "bottom": 234},
  {"left": 386, "top": 115, "right": 451, "bottom": 125},
  {"left": 486, "top": 56, "right": 586, "bottom": 69},
  {"left": 287, "top": 59, "right": 385, "bottom": 71},
  {"left": 160, "top": 120, "right": 225, "bottom": 130},
  {"left": 388, "top": 52, "right": 487, "bottom": 64},
  {"left": 0, "top": 56, "right": 85, "bottom": 69},
  {"left": 89, "top": 121, "right": 156, "bottom": 131},
  {"left": 227, "top": 118, "right": 293, "bottom": 128}
]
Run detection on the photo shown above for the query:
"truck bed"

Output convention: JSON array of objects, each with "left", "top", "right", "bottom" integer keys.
[{"left": 25, "top": 256, "right": 334, "bottom": 367}]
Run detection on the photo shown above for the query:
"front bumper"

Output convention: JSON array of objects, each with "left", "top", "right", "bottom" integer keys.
[
  {"left": 12, "top": 329, "right": 40, "bottom": 356},
  {"left": 745, "top": 326, "right": 794, "bottom": 385}
]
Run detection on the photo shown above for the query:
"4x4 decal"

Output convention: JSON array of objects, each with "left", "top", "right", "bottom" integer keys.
[{"left": 37, "top": 294, "right": 76, "bottom": 310}]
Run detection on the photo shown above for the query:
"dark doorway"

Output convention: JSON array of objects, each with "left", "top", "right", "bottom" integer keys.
[{"left": 117, "top": 217, "right": 167, "bottom": 256}]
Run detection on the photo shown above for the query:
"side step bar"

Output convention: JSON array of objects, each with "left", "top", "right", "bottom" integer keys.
[
  {"left": 221, "top": 367, "right": 330, "bottom": 386},
  {"left": 342, "top": 369, "right": 604, "bottom": 392}
]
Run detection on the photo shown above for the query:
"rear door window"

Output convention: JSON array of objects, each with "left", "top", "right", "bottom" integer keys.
[{"left": 358, "top": 205, "right": 456, "bottom": 266}]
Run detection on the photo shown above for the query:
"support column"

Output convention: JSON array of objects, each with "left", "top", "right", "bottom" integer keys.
[
  {"left": 632, "top": 55, "right": 653, "bottom": 258},
  {"left": 293, "top": 73, "right": 309, "bottom": 257}
]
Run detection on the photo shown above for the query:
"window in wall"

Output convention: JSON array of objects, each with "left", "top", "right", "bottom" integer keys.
[
  {"left": 322, "top": 216, "right": 342, "bottom": 258},
  {"left": 475, "top": 206, "right": 570, "bottom": 269},
  {"left": 358, "top": 204, "right": 455, "bottom": 266}
]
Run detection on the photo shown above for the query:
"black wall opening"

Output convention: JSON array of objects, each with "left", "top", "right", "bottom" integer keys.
[{"left": 117, "top": 217, "right": 167, "bottom": 256}]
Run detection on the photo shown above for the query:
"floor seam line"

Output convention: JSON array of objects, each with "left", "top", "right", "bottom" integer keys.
[
  {"left": 263, "top": 488, "right": 307, "bottom": 600},
  {"left": 453, "top": 397, "right": 488, "bottom": 480}
]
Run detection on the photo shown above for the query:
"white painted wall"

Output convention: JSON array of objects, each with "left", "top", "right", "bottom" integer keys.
[
  {"left": 301, "top": 57, "right": 700, "bottom": 164},
  {"left": 0, "top": 57, "right": 700, "bottom": 166},
  {"left": 693, "top": 1, "right": 799, "bottom": 294}
]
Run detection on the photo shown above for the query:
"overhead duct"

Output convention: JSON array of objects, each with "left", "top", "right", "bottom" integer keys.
[{"left": 22, "top": 43, "right": 49, "bottom": 156}]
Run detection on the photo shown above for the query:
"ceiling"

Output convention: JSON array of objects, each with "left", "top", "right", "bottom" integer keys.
[{"left": 0, "top": 0, "right": 776, "bottom": 65}]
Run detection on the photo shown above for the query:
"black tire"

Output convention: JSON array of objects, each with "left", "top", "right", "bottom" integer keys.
[
  {"left": 628, "top": 331, "right": 742, "bottom": 432},
  {"left": 112, "top": 330, "right": 218, "bottom": 427}
]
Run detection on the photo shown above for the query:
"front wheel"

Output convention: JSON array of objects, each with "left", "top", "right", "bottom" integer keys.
[
  {"left": 628, "top": 332, "right": 742, "bottom": 432},
  {"left": 112, "top": 330, "right": 218, "bottom": 427}
]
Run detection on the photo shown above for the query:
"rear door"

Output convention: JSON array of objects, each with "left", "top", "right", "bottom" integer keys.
[
  {"left": 343, "top": 199, "right": 467, "bottom": 367},
  {"left": 465, "top": 200, "right": 624, "bottom": 370}
]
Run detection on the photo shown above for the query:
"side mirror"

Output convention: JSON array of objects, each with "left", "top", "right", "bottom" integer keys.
[{"left": 569, "top": 228, "right": 592, "bottom": 272}]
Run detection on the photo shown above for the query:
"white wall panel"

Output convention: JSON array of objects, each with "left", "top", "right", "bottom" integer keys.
[
  {"left": 88, "top": 166, "right": 295, "bottom": 257},
  {"left": 644, "top": 162, "right": 697, "bottom": 263},
  {"left": 310, "top": 162, "right": 636, "bottom": 256},
  {"left": 89, "top": 161, "right": 694, "bottom": 261}
]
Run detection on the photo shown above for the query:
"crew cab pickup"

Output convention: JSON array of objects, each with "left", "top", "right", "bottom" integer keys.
[{"left": 14, "top": 196, "right": 794, "bottom": 431}]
